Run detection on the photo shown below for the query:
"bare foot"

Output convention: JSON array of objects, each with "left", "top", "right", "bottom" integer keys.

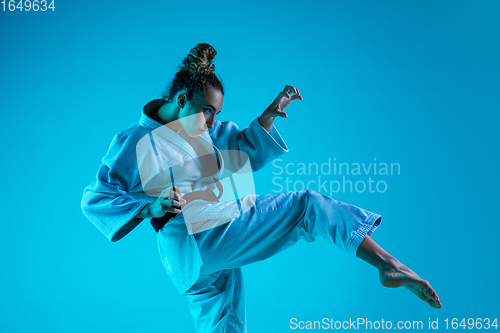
[{"left": 378, "top": 259, "right": 442, "bottom": 309}]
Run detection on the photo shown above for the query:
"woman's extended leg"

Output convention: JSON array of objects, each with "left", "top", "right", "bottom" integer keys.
[
  {"left": 193, "top": 189, "right": 383, "bottom": 275},
  {"left": 356, "top": 235, "right": 442, "bottom": 308},
  {"left": 183, "top": 189, "right": 378, "bottom": 332},
  {"left": 181, "top": 189, "right": 440, "bottom": 332}
]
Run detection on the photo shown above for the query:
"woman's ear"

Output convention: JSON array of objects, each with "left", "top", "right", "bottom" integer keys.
[{"left": 177, "top": 93, "right": 187, "bottom": 109}]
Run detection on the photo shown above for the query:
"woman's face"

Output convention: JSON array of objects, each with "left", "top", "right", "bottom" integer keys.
[{"left": 178, "top": 86, "right": 223, "bottom": 138}]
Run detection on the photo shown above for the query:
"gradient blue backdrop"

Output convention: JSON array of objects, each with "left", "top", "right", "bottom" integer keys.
[{"left": 1, "top": 0, "right": 499, "bottom": 332}]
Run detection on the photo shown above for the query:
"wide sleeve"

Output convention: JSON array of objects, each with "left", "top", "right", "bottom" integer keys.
[
  {"left": 81, "top": 131, "right": 153, "bottom": 242},
  {"left": 209, "top": 117, "right": 289, "bottom": 172}
]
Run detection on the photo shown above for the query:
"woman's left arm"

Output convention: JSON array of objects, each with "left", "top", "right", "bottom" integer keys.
[{"left": 210, "top": 85, "right": 302, "bottom": 172}]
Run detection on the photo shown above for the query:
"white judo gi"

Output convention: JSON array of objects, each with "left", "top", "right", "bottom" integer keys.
[{"left": 81, "top": 99, "right": 382, "bottom": 333}]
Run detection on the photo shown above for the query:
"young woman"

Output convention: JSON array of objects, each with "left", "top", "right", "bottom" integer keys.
[{"left": 81, "top": 43, "right": 441, "bottom": 333}]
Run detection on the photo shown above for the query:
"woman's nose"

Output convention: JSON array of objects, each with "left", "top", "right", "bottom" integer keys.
[{"left": 206, "top": 114, "right": 215, "bottom": 129}]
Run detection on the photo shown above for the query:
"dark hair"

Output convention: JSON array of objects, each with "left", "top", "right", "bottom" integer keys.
[{"left": 161, "top": 43, "right": 225, "bottom": 102}]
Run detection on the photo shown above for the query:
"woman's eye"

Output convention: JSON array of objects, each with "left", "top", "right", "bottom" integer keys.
[{"left": 204, "top": 108, "right": 212, "bottom": 114}]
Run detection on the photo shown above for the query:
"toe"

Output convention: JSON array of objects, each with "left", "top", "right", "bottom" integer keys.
[{"left": 427, "top": 298, "right": 442, "bottom": 309}]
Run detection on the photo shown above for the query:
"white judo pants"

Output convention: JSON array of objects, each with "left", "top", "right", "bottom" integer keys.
[{"left": 182, "top": 190, "right": 382, "bottom": 333}]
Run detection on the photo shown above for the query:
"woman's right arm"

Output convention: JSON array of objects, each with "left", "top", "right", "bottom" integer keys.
[
  {"left": 81, "top": 159, "right": 151, "bottom": 242},
  {"left": 81, "top": 130, "right": 186, "bottom": 241}
]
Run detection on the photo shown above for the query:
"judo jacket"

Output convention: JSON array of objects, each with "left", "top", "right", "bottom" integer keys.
[{"left": 81, "top": 99, "right": 289, "bottom": 293}]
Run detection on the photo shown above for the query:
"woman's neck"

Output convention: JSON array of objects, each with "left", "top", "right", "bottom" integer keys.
[{"left": 156, "top": 101, "right": 182, "bottom": 132}]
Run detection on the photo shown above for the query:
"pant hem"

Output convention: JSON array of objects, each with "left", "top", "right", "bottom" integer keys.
[{"left": 347, "top": 213, "right": 382, "bottom": 255}]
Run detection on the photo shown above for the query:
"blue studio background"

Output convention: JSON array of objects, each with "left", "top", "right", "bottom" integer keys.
[{"left": 1, "top": 1, "right": 499, "bottom": 332}]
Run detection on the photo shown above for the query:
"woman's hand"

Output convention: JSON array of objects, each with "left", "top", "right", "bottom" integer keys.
[
  {"left": 136, "top": 185, "right": 187, "bottom": 219},
  {"left": 259, "top": 85, "right": 302, "bottom": 131}
]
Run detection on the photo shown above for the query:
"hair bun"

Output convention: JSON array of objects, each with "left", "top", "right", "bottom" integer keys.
[{"left": 181, "top": 43, "right": 217, "bottom": 75}]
